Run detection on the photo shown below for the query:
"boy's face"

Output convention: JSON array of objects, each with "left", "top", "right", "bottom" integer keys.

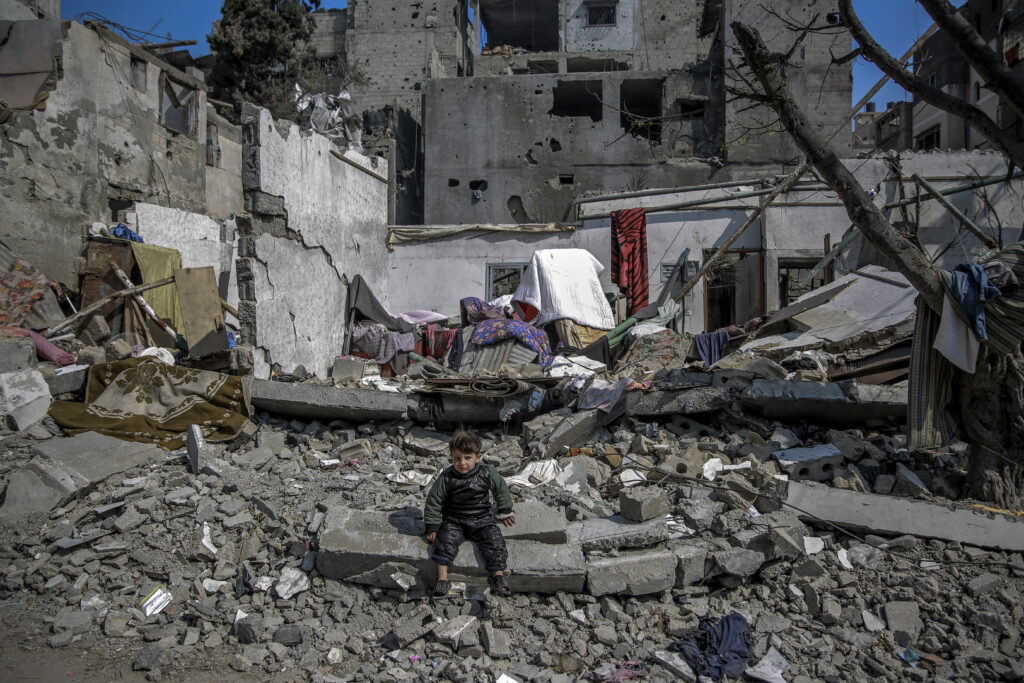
[{"left": 450, "top": 448, "right": 482, "bottom": 474}]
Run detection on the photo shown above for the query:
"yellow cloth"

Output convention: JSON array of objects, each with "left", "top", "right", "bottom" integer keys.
[{"left": 130, "top": 242, "right": 184, "bottom": 337}]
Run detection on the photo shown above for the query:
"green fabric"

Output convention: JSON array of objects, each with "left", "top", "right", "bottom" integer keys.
[
  {"left": 489, "top": 465, "right": 514, "bottom": 514},
  {"left": 49, "top": 357, "right": 249, "bottom": 450},
  {"left": 129, "top": 242, "right": 184, "bottom": 339}
]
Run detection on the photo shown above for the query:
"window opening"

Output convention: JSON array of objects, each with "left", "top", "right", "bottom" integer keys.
[
  {"left": 487, "top": 263, "right": 529, "bottom": 299},
  {"left": 160, "top": 72, "right": 198, "bottom": 138},
  {"left": 550, "top": 80, "right": 603, "bottom": 121},
  {"left": 586, "top": 4, "right": 617, "bottom": 27},
  {"left": 916, "top": 125, "right": 940, "bottom": 151},
  {"left": 621, "top": 79, "right": 663, "bottom": 143},
  {"left": 778, "top": 262, "right": 824, "bottom": 308}
]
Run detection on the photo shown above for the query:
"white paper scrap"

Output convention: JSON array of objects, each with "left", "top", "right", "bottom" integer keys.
[{"left": 803, "top": 536, "right": 825, "bottom": 555}]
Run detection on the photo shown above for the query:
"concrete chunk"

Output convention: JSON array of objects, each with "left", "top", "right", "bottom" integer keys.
[
  {"left": 711, "top": 548, "right": 765, "bottom": 577},
  {"left": 506, "top": 540, "right": 586, "bottom": 594},
  {"left": 772, "top": 444, "right": 844, "bottom": 482},
  {"left": 742, "top": 379, "right": 906, "bottom": 424},
  {"left": 883, "top": 601, "right": 922, "bottom": 646},
  {"left": 0, "top": 368, "right": 50, "bottom": 431},
  {"left": 45, "top": 365, "right": 89, "bottom": 396},
  {"left": 403, "top": 427, "right": 450, "bottom": 457},
  {"left": 786, "top": 481, "right": 1024, "bottom": 552},
  {"left": 0, "top": 336, "right": 36, "bottom": 372},
  {"left": 586, "top": 548, "right": 676, "bottom": 596},
  {"left": 619, "top": 487, "right": 670, "bottom": 522},
  {"left": 625, "top": 386, "right": 731, "bottom": 417},
  {"left": 575, "top": 514, "right": 668, "bottom": 552},
  {"left": 669, "top": 541, "right": 709, "bottom": 587},
  {"left": 652, "top": 650, "right": 698, "bottom": 682},
  {"left": 502, "top": 500, "right": 567, "bottom": 544},
  {"left": 246, "top": 378, "right": 407, "bottom": 422},
  {"left": 530, "top": 409, "right": 613, "bottom": 459}
]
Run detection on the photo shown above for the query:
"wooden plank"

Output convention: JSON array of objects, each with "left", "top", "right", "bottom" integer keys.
[
  {"left": 173, "top": 266, "right": 228, "bottom": 358},
  {"left": 81, "top": 240, "right": 135, "bottom": 335}
]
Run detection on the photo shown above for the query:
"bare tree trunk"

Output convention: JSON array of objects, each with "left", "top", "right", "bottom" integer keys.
[
  {"left": 732, "top": 22, "right": 1024, "bottom": 507},
  {"left": 730, "top": 22, "right": 944, "bottom": 313}
]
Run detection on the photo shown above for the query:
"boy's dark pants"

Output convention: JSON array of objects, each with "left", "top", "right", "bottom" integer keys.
[{"left": 430, "top": 516, "right": 508, "bottom": 572}]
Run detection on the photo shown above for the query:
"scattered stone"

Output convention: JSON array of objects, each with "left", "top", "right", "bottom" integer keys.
[
  {"left": 619, "top": 486, "right": 670, "bottom": 522},
  {"left": 884, "top": 601, "right": 923, "bottom": 646}
]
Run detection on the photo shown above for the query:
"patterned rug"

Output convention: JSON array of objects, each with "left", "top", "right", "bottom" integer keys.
[
  {"left": 50, "top": 357, "right": 249, "bottom": 450},
  {"left": 0, "top": 256, "right": 51, "bottom": 326}
]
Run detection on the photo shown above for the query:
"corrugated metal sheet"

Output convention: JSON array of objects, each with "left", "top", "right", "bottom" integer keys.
[{"left": 458, "top": 326, "right": 537, "bottom": 374}]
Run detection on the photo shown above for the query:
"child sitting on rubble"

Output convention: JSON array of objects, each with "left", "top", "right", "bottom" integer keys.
[{"left": 423, "top": 428, "right": 516, "bottom": 596}]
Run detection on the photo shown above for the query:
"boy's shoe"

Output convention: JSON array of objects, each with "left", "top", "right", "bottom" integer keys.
[
  {"left": 432, "top": 580, "right": 451, "bottom": 597},
  {"left": 488, "top": 574, "right": 510, "bottom": 595}
]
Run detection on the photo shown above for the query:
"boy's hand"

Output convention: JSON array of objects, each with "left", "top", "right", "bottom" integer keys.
[
  {"left": 425, "top": 531, "right": 437, "bottom": 543},
  {"left": 502, "top": 515, "right": 516, "bottom": 527}
]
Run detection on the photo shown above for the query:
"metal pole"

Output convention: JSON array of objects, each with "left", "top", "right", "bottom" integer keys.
[
  {"left": 582, "top": 183, "right": 831, "bottom": 221},
  {"left": 912, "top": 173, "right": 999, "bottom": 250}
]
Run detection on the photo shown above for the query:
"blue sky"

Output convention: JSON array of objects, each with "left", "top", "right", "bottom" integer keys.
[{"left": 60, "top": 1, "right": 953, "bottom": 113}]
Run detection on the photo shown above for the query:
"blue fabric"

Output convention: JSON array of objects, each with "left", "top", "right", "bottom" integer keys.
[
  {"left": 470, "top": 319, "right": 553, "bottom": 367},
  {"left": 950, "top": 263, "right": 1001, "bottom": 341},
  {"left": 668, "top": 612, "right": 750, "bottom": 680},
  {"left": 109, "top": 224, "right": 144, "bottom": 242},
  {"left": 695, "top": 329, "right": 730, "bottom": 367}
]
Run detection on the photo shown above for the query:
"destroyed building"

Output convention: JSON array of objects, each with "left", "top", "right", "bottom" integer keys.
[
  {"left": 0, "top": 1, "right": 1024, "bottom": 682},
  {"left": 307, "top": 0, "right": 853, "bottom": 224}
]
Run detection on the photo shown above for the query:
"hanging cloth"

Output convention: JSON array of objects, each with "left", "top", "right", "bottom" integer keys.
[{"left": 611, "top": 208, "right": 650, "bottom": 316}]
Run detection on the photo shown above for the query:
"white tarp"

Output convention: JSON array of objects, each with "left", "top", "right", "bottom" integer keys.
[{"left": 512, "top": 249, "right": 615, "bottom": 330}]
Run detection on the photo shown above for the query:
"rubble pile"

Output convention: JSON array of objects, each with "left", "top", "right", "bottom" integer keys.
[{"left": 1, "top": 391, "right": 1023, "bottom": 681}]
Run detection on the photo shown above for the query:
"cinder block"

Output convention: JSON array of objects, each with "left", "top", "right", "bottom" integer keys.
[
  {"left": 771, "top": 444, "right": 844, "bottom": 481},
  {"left": 586, "top": 548, "right": 676, "bottom": 596}
]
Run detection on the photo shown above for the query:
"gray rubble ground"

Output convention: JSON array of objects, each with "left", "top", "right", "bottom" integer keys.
[{"left": 0, "top": 408, "right": 1021, "bottom": 683}]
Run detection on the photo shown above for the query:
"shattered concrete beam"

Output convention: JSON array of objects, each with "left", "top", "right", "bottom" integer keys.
[
  {"left": 625, "top": 386, "right": 731, "bottom": 417},
  {"left": 245, "top": 378, "right": 408, "bottom": 422},
  {"left": 786, "top": 481, "right": 1024, "bottom": 552},
  {"left": 741, "top": 380, "right": 906, "bottom": 424}
]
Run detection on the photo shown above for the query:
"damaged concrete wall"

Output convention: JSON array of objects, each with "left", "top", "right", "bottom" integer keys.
[
  {"left": 0, "top": 20, "right": 232, "bottom": 285},
  {"left": 204, "top": 108, "right": 244, "bottom": 220},
  {"left": 422, "top": 69, "right": 721, "bottom": 225},
  {"left": 238, "top": 105, "right": 389, "bottom": 380}
]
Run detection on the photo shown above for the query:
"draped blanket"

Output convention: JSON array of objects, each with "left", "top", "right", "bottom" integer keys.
[{"left": 50, "top": 358, "right": 249, "bottom": 449}]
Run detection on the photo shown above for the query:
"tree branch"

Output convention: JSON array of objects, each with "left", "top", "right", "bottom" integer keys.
[
  {"left": 838, "top": 0, "right": 1024, "bottom": 168},
  {"left": 731, "top": 21, "right": 945, "bottom": 313},
  {"left": 918, "top": 0, "right": 1024, "bottom": 123}
]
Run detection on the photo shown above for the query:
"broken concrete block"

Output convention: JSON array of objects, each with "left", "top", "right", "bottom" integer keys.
[
  {"left": 502, "top": 500, "right": 567, "bottom": 543},
  {"left": 771, "top": 444, "right": 844, "bottom": 481},
  {"left": 390, "top": 605, "right": 438, "bottom": 647},
  {"left": 246, "top": 378, "right": 407, "bottom": 422},
  {"left": 669, "top": 542, "right": 709, "bottom": 587},
  {"left": 873, "top": 474, "right": 896, "bottom": 495},
  {"left": 0, "top": 368, "right": 50, "bottom": 431},
  {"left": 231, "top": 447, "right": 274, "bottom": 470},
  {"left": 530, "top": 409, "right": 612, "bottom": 459},
  {"left": 77, "top": 345, "right": 105, "bottom": 365},
  {"left": 275, "top": 567, "right": 310, "bottom": 600},
  {"left": 586, "top": 548, "right": 676, "bottom": 596},
  {"left": 619, "top": 487, "right": 670, "bottom": 522},
  {"left": 506, "top": 540, "right": 586, "bottom": 594},
  {"left": 710, "top": 549, "right": 765, "bottom": 578},
  {"left": 883, "top": 601, "right": 923, "bottom": 646},
  {"left": 44, "top": 364, "right": 89, "bottom": 396},
  {"left": 769, "top": 427, "right": 802, "bottom": 450},
  {"left": 968, "top": 573, "right": 1002, "bottom": 597},
  {"left": 331, "top": 356, "right": 372, "bottom": 382},
  {"left": 742, "top": 379, "right": 905, "bottom": 424},
  {"left": 75, "top": 313, "right": 111, "bottom": 346},
  {"left": 575, "top": 514, "right": 668, "bottom": 552},
  {"left": 433, "top": 615, "right": 477, "bottom": 647},
  {"left": 676, "top": 496, "right": 727, "bottom": 531},
  {"left": 891, "top": 463, "right": 930, "bottom": 497},
  {"left": 0, "top": 336, "right": 35, "bottom": 372},
  {"left": 403, "top": 427, "right": 450, "bottom": 457},
  {"left": 104, "top": 338, "right": 133, "bottom": 362},
  {"left": 481, "top": 623, "right": 512, "bottom": 658},
  {"left": 787, "top": 481, "right": 1024, "bottom": 551},
  {"left": 186, "top": 425, "right": 211, "bottom": 475}
]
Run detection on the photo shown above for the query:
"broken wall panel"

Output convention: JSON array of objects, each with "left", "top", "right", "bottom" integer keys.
[
  {"left": 0, "top": 20, "right": 229, "bottom": 285},
  {"left": 238, "top": 105, "right": 389, "bottom": 380}
]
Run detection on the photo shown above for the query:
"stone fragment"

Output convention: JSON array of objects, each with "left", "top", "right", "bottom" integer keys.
[
  {"left": 273, "top": 625, "right": 302, "bottom": 646},
  {"left": 391, "top": 605, "right": 438, "bottom": 647},
  {"left": 669, "top": 542, "right": 708, "bottom": 587},
  {"left": 502, "top": 500, "right": 567, "bottom": 543},
  {"left": 231, "top": 447, "right": 273, "bottom": 470},
  {"left": 235, "top": 615, "right": 262, "bottom": 644},
  {"left": 275, "top": 567, "right": 310, "bottom": 600},
  {"left": 186, "top": 425, "right": 210, "bottom": 475},
  {"left": 968, "top": 573, "right": 1002, "bottom": 597},
  {"left": 862, "top": 610, "right": 886, "bottom": 632},
  {"left": 711, "top": 549, "right": 765, "bottom": 577},
  {"left": 403, "top": 427, "right": 450, "bottom": 456},
  {"left": 771, "top": 444, "right": 844, "bottom": 481},
  {"left": 0, "top": 368, "right": 51, "bottom": 431},
  {"left": 132, "top": 644, "right": 168, "bottom": 672},
  {"left": 891, "top": 463, "right": 930, "bottom": 497},
  {"left": 481, "top": 622, "right": 512, "bottom": 658},
  {"left": 433, "top": 615, "right": 477, "bottom": 647},
  {"left": 619, "top": 487, "right": 670, "bottom": 522},
  {"left": 45, "top": 365, "right": 89, "bottom": 396},
  {"left": 0, "top": 335, "right": 36, "bottom": 372},
  {"left": 884, "top": 601, "right": 923, "bottom": 646}
]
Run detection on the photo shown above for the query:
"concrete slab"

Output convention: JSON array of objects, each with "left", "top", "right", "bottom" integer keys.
[
  {"left": 574, "top": 514, "right": 668, "bottom": 552},
  {"left": 586, "top": 548, "right": 676, "bottom": 596},
  {"left": 786, "top": 481, "right": 1024, "bottom": 551},
  {"left": 0, "top": 368, "right": 51, "bottom": 431},
  {"left": 772, "top": 444, "right": 844, "bottom": 481},
  {"left": 0, "top": 433, "right": 162, "bottom": 517},
  {"left": 246, "top": 378, "right": 408, "bottom": 422},
  {"left": 403, "top": 427, "right": 450, "bottom": 457},
  {"left": 316, "top": 507, "right": 583, "bottom": 593},
  {"left": 625, "top": 386, "right": 730, "bottom": 417},
  {"left": 529, "top": 409, "right": 615, "bottom": 459}
]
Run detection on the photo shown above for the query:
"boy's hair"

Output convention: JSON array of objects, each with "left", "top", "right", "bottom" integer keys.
[{"left": 449, "top": 428, "right": 481, "bottom": 455}]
